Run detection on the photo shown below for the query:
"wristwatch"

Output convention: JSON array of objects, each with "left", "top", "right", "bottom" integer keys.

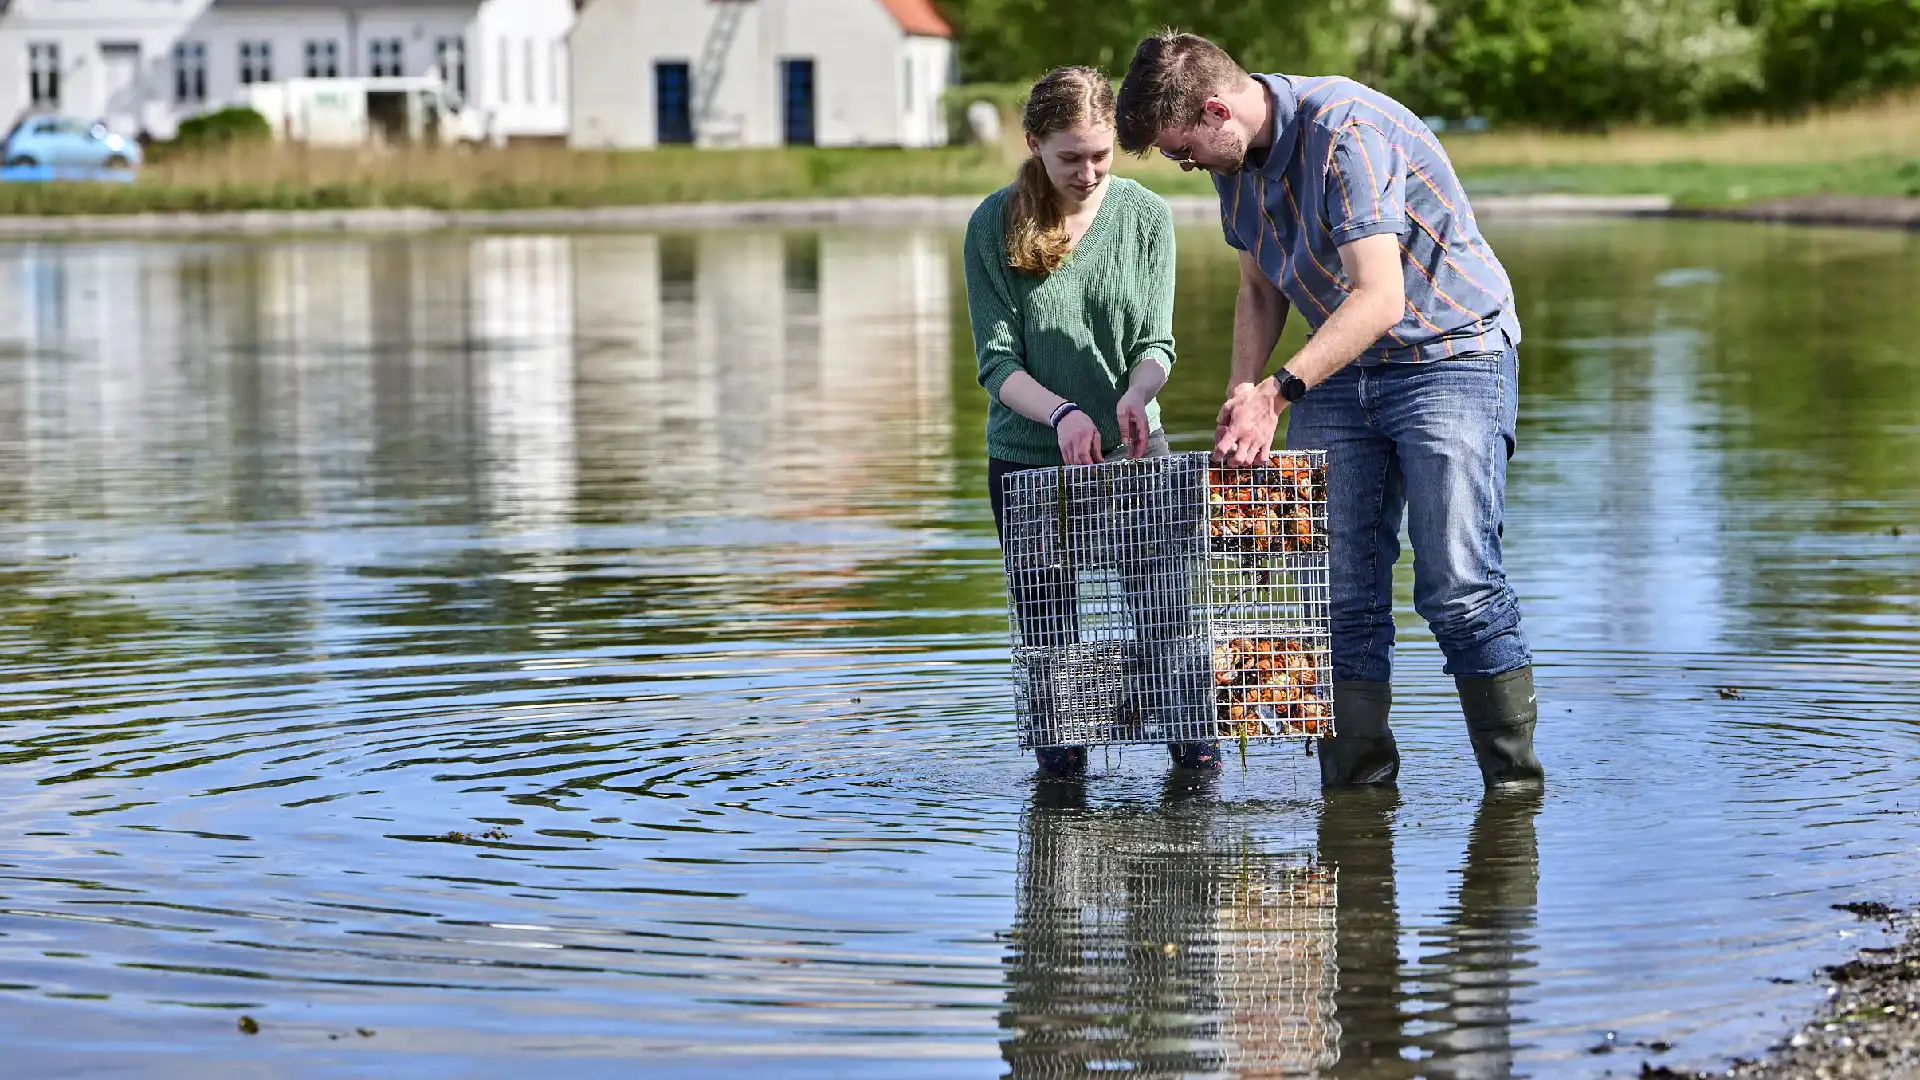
[{"left": 1274, "top": 367, "right": 1308, "bottom": 403}]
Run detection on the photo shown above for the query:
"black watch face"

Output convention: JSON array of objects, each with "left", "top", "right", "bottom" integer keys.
[{"left": 1281, "top": 374, "right": 1307, "bottom": 402}]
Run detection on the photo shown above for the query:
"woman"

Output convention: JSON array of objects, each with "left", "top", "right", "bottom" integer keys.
[{"left": 965, "top": 66, "right": 1218, "bottom": 778}]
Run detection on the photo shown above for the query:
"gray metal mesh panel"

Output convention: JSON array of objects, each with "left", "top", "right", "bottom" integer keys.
[
  {"left": 1001, "top": 451, "right": 1332, "bottom": 748},
  {"left": 1001, "top": 808, "right": 1340, "bottom": 1077}
]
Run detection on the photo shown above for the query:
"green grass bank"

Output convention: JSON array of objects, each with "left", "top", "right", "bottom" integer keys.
[{"left": 1, "top": 92, "right": 1914, "bottom": 217}]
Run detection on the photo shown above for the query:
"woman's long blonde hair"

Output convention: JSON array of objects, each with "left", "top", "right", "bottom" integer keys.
[{"left": 1006, "top": 66, "right": 1115, "bottom": 276}]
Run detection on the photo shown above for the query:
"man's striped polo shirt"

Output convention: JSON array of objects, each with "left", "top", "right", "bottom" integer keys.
[{"left": 1215, "top": 73, "right": 1521, "bottom": 363}]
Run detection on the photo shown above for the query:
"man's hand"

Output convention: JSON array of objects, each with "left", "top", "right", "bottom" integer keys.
[
  {"left": 1215, "top": 379, "right": 1282, "bottom": 467},
  {"left": 1116, "top": 390, "right": 1151, "bottom": 460},
  {"left": 1056, "top": 411, "right": 1104, "bottom": 465}
]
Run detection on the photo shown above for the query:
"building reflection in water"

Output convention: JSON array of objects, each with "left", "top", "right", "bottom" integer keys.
[
  {"left": 0, "top": 229, "right": 954, "bottom": 649},
  {"left": 571, "top": 228, "right": 952, "bottom": 524},
  {"left": 0, "top": 228, "right": 951, "bottom": 534},
  {"left": 1004, "top": 785, "right": 1541, "bottom": 1080}
]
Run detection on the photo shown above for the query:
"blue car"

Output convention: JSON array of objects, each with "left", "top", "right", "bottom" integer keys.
[{"left": 2, "top": 114, "right": 143, "bottom": 170}]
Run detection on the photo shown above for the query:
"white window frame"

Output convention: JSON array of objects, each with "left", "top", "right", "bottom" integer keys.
[
  {"left": 28, "top": 43, "right": 61, "bottom": 108},
  {"left": 434, "top": 36, "right": 466, "bottom": 99},
  {"left": 369, "top": 37, "right": 403, "bottom": 78},
  {"left": 172, "top": 41, "right": 207, "bottom": 105},
  {"left": 497, "top": 37, "right": 509, "bottom": 107},
  {"left": 304, "top": 39, "right": 339, "bottom": 79},
  {"left": 239, "top": 40, "right": 273, "bottom": 86}
]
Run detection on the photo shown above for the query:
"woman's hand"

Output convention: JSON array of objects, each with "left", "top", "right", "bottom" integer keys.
[
  {"left": 1056, "top": 411, "right": 1104, "bottom": 465},
  {"left": 1116, "top": 390, "right": 1151, "bottom": 460}
]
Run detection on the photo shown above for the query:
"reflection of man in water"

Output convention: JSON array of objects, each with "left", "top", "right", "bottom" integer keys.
[
  {"left": 1317, "top": 790, "right": 1542, "bottom": 1080},
  {"left": 999, "top": 782, "right": 1540, "bottom": 1079}
]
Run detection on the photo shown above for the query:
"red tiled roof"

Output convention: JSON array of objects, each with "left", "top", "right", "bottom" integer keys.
[{"left": 879, "top": 0, "right": 952, "bottom": 37}]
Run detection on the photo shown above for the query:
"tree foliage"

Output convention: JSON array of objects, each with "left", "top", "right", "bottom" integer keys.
[
  {"left": 941, "top": 0, "right": 1386, "bottom": 87},
  {"left": 1753, "top": 0, "right": 1920, "bottom": 109},
  {"left": 940, "top": 0, "right": 1920, "bottom": 125},
  {"left": 1367, "top": 0, "right": 1767, "bottom": 124}
]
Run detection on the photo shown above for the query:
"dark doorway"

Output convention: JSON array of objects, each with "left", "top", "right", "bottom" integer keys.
[
  {"left": 367, "top": 90, "right": 408, "bottom": 143},
  {"left": 655, "top": 61, "right": 692, "bottom": 145},
  {"left": 780, "top": 58, "right": 815, "bottom": 146}
]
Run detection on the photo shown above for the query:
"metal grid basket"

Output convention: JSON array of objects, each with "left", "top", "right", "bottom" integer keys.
[
  {"left": 1001, "top": 808, "right": 1340, "bottom": 1076},
  {"left": 1000, "top": 450, "right": 1331, "bottom": 749}
]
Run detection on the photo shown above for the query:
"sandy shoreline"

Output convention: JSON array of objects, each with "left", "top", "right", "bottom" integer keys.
[
  {"left": 1641, "top": 905, "right": 1920, "bottom": 1080},
  {"left": 0, "top": 193, "right": 1913, "bottom": 239},
  {"left": 0, "top": 193, "right": 1675, "bottom": 238},
  {"left": 1667, "top": 194, "right": 1920, "bottom": 230}
]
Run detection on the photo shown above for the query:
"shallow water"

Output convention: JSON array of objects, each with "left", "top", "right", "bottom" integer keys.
[{"left": 0, "top": 222, "right": 1916, "bottom": 1079}]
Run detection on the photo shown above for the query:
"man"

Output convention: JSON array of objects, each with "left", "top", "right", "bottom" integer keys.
[{"left": 1116, "top": 31, "right": 1544, "bottom": 789}]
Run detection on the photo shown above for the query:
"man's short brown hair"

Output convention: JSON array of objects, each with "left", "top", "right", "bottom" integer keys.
[{"left": 1116, "top": 30, "right": 1249, "bottom": 155}]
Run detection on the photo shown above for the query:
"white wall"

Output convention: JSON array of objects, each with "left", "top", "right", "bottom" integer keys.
[
  {"left": 181, "top": 6, "right": 477, "bottom": 138},
  {"left": 473, "top": 0, "right": 572, "bottom": 140},
  {"left": 899, "top": 35, "right": 949, "bottom": 148},
  {"left": 565, "top": 0, "right": 645, "bottom": 148},
  {"left": 774, "top": 0, "right": 904, "bottom": 148},
  {"left": 569, "top": 0, "right": 952, "bottom": 150},
  {"left": 0, "top": 0, "right": 571, "bottom": 141},
  {"left": 0, "top": 0, "right": 212, "bottom": 137}
]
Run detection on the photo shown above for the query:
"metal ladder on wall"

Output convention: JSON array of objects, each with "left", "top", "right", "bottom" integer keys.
[{"left": 691, "top": 0, "right": 751, "bottom": 142}]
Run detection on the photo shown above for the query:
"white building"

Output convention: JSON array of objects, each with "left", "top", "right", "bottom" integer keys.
[
  {"left": 570, "top": 0, "right": 953, "bottom": 150},
  {"left": 0, "top": 0, "right": 574, "bottom": 142}
]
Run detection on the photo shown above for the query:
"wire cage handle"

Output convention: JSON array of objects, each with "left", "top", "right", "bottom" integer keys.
[{"left": 1053, "top": 463, "right": 1073, "bottom": 575}]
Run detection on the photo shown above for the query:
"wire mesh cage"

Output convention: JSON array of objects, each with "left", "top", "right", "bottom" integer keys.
[
  {"left": 1000, "top": 806, "right": 1340, "bottom": 1077},
  {"left": 1000, "top": 450, "right": 1332, "bottom": 749}
]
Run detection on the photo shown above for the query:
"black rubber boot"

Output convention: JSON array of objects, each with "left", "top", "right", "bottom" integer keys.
[
  {"left": 1319, "top": 681, "right": 1399, "bottom": 786},
  {"left": 1167, "top": 740, "right": 1222, "bottom": 771},
  {"left": 1034, "top": 745, "right": 1088, "bottom": 780},
  {"left": 1456, "top": 667, "right": 1546, "bottom": 790}
]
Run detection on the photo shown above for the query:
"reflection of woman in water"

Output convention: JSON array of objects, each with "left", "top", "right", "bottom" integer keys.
[
  {"left": 999, "top": 780, "right": 1340, "bottom": 1077},
  {"left": 965, "top": 66, "right": 1218, "bottom": 777}
]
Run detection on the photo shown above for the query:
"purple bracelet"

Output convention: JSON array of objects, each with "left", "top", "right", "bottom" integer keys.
[{"left": 1048, "top": 402, "right": 1083, "bottom": 429}]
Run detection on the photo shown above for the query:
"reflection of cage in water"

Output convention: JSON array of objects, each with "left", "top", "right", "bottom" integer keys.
[
  {"left": 1000, "top": 450, "right": 1332, "bottom": 749},
  {"left": 1001, "top": 811, "right": 1340, "bottom": 1078}
]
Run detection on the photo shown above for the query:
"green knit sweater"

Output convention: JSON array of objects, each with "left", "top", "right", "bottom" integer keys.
[{"left": 964, "top": 177, "right": 1178, "bottom": 466}]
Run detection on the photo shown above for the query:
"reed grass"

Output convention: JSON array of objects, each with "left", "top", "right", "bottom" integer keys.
[
  {"left": 0, "top": 143, "right": 1015, "bottom": 215},
  {"left": 0, "top": 92, "right": 1915, "bottom": 216},
  {"left": 1441, "top": 92, "right": 1920, "bottom": 168}
]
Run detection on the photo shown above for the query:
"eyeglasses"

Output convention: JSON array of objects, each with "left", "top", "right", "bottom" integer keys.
[{"left": 1159, "top": 145, "right": 1199, "bottom": 172}]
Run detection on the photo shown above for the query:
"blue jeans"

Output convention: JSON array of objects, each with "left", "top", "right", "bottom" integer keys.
[{"left": 1286, "top": 345, "right": 1531, "bottom": 683}]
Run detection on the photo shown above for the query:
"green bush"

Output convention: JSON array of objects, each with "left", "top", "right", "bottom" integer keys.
[
  {"left": 1365, "top": 0, "right": 1763, "bottom": 126},
  {"left": 173, "top": 107, "right": 273, "bottom": 149},
  {"left": 942, "top": 83, "right": 1031, "bottom": 144}
]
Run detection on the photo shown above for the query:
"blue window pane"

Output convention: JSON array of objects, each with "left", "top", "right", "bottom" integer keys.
[
  {"left": 781, "top": 59, "right": 814, "bottom": 146},
  {"left": 656, "top": 62, "right": 691, "bottom": 145}
]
